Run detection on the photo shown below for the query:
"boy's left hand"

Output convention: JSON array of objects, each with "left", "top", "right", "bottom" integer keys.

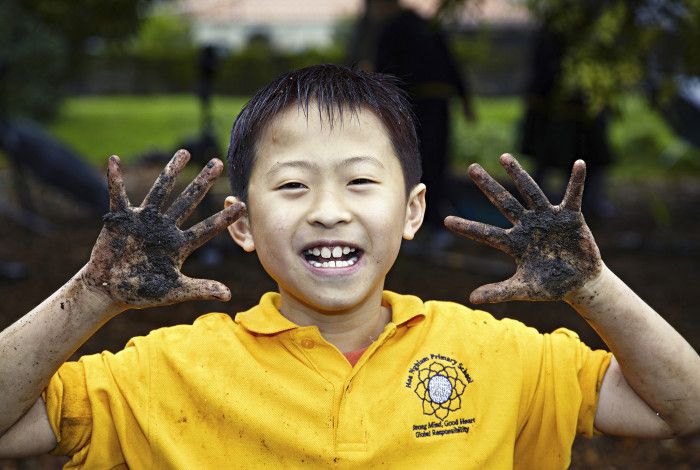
[{"left": 445, "top": 153, "right": 602, "bottom": 304}]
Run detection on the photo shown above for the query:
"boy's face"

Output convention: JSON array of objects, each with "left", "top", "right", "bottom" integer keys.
[{"left": 227, "top": 104, "right": 425, "bottom": 314}]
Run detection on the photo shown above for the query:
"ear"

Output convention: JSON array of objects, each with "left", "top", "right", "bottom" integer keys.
[
  {"left": 403, "top": 183, "right": 426, "bottom": 240},
  {"left": 225, "top": 196, "right": 255, "bottom": 252}
]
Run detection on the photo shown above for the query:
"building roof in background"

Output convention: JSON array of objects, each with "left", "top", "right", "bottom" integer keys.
[
  {"left": 170, "top": 0, "right": 532, "bottom": 51},
  {"left": 173, "top": 0, "right": 361, "bottom": 24},
  {"left": 405, "top": 0, "right": 532, "bottom": 24},
  {"left": 172, "top": 0, "right": 532, "bottom": 25}
]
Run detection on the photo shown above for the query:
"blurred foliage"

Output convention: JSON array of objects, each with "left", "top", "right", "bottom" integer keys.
[
  {"left": 608, "top": 94, "right": 700, "bottom": 176},
  {"left": 450, "top": 94, "right": 700, "bottom": 178},
  {"left": 199, "top": 39, "right": 342, "bottom": 95},
  {"left": 0, "top": 0, "right": 155, "bottom": 120},
  {"left": 126, "top": 13, "right": 195, "bottom": 59},
  {"left": 0, "top": 1, "right": 68, "bottom": 120},
  {"left": 440, "top": 0, "right": 700, "bottom": 114},
  {"left": 18, "top": 0, "right": 156, "bottom": 65},
  {"left": 89, "top": 19, "right": 345, "bottom": 95}
]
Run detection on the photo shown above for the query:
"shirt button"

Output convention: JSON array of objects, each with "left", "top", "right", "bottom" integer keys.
[{"left": 301, "top": 338, "right": 315, "bottom": 349}]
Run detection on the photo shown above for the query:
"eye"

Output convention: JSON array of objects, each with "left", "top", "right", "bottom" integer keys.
[
  {"left": 348, "top": 178, "right": 375, "bottom": 186},
  {"left": 277, "top": 182, "right": 307, "bottom": 190}
]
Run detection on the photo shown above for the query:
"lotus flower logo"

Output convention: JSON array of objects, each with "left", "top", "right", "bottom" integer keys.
[{"left": 414, "top": 361, "right": 467, "bottom": 420}]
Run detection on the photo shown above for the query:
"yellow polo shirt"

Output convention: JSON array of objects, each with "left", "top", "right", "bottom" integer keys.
[{"left": 44, "top": 291, "right": 611, "bottom": 469}]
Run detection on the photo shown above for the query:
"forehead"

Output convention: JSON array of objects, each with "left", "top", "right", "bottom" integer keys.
[
  {"left": 252, "top": 103, "right": 399, "bottom": 172},
  {"left": 260, "top": 103, "right": 387, "bottom": 142}
]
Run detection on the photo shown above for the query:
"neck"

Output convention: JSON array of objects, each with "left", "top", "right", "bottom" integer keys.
[{"left": 278, "top": 288, "right": 391, "bottom": 353}]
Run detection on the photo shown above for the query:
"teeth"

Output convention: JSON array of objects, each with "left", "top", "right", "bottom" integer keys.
[
  {"left": 305, "top": 245, "right": 359, "bottom": 267},
  {"left": 310, "top": 256, "right": 358, "bottom": 269}
]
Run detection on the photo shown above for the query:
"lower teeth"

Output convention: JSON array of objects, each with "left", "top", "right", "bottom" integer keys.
[{"left": 309, "top": 257, "right": 358, "bottom": 268}]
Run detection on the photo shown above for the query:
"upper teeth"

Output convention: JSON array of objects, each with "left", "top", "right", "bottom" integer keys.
[{"left": 305, "top": 245, "right": 356, "bottom": 259}]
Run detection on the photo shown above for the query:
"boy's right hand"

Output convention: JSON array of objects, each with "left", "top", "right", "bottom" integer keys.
[{"left": 79, "top": 150, "right": 245, "bottom": 310}]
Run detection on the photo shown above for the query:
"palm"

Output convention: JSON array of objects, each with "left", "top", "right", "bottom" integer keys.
[
  {"left": 82, "top": 150, "right": 245, "bottom": 308},
  {"left": 445, "top": 154, "right": 602, "bottom": 304}
]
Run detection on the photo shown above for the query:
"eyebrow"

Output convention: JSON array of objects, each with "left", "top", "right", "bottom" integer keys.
[
  {"left": 266, "top": 156, "right": 385, "bottom": 180},
  {"left": 339, "top": 155, "right": 385, "bottom": 170},
  {"left": 266, "top": 160, "right": 319, "bottom": 180}
]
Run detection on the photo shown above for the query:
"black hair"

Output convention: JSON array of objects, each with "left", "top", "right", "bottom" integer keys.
[{"left": 226, "top": 64, "right": 421, "bottom": 201}]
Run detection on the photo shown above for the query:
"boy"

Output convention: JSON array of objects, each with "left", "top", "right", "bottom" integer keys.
[{"left": 0, "top": 64, "right": 698, "bottom": 468}]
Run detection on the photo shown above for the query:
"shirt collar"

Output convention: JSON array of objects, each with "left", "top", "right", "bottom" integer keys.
[
  {"left": 236, "top": 291, "right": 426, "bottom": 335},
  {"left": 235, "top": 292, "right": 299, "bottom": 334},
  {"left": 382, "top": 290, "right": 426, "bottom": 326}
]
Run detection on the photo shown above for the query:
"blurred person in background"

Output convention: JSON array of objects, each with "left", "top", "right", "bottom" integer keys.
[
  {"left": 357, "top": 0, "right": 476, "bottom": 251},
  {"left": 520, "top": 21, "right": 614, "bottom": 219}
]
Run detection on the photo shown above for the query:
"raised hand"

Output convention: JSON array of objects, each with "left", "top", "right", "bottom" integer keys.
[
  {"left": 80, "top": 149, "right": 246, "bottom": 309},
  {"left": 445, "top": 153, "right": 602, "bottom": 304}
]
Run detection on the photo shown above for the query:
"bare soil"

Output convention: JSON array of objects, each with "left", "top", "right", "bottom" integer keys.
[{"left": 1, "top": 166, "right": 699, "bottom": 469}]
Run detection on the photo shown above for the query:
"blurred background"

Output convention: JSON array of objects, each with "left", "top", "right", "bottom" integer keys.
[{"left": 1, "top": 0, "right": 699, "bottom": 468}]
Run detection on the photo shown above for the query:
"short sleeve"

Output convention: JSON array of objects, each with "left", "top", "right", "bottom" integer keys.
[
  {"left": 513, "top": 325, "right": 612, "bottom": 470},
  {"left": 42, "top": 335, "right": 153, "bottom": 468},
  {"left": 43, "top": 361, "right": 92, "bottom": 458}
]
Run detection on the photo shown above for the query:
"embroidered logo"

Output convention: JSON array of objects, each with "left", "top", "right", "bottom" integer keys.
[
  {"left": 406, "top": 353, "right": 476, "bottom": 438},
  {"left": 414, "top": 361, "right": 466, "bottom": 420}
]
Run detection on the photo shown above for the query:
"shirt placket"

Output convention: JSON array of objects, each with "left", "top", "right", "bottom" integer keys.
[{"left": 292, "top": 323, "right": 398, "bottom": 455}]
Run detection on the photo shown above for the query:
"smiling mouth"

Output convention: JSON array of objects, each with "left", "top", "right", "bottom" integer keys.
[{"left": 302, "top": 245, "right": 362, "bottom": 268}]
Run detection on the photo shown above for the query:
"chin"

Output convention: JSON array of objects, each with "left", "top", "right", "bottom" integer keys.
[
  {"left": 309, "top": 294, "right": 361, "bottom": 313},
  {"left": 295, "top": 286, "right": 374, "bottom": 314}
]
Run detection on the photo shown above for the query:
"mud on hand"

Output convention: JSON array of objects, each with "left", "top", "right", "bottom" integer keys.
[
  {"left": 81, "top": 149, "right": 246, "bottom": 309},
  {"left": 444, "top": 153, "right": 602, "bottom": 304}
]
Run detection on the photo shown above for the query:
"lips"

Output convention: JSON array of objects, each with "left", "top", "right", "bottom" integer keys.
[{"left": 301, "top": 243, "right": 362, "bottom": 268}]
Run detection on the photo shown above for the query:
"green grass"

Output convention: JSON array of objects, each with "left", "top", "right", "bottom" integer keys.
[
  {"left": 47, "top": 95, "right": 248, "bottom": 166},
  {"left": 7, "top": 93, "right": 691, "bottom": 179}
]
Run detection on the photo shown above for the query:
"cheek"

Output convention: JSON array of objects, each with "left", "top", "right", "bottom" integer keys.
[
  {"left": 252, "top": 216, "right": 288, "bottom": 249},
  {"left": 362, "top": 197, "right": 407, "bottom": 252},
  {"left": 356, "top": 190, "right": 405, "bottom": 220},
  {"left": 249, "top": 205, "right": 299, "bottom": 263}
]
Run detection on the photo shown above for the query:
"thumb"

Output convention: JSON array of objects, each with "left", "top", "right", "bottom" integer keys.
[
  {"left": 175, "top": 276, "right": 232, "bottom": 302},
  {"left": 469, "top": 279, "right": 527, "bottom": 304}
]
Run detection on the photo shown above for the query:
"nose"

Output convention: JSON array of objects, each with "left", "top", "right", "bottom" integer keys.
[{"left": 306, "top": 188, "right": 352, "bottom": 228}]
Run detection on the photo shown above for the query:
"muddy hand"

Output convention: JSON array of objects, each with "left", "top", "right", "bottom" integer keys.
[
  {"left": 81, "top": 149, "right": 246, "bottom": 308},
  {"left": 444, "top": 153, "right": 602, "bottom": 304}
]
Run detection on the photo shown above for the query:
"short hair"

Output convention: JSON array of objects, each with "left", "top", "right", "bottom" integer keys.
[{"left": 226, "top": 64, "right": 421, "bottom": 201}]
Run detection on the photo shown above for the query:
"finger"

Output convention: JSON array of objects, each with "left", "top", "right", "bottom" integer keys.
[
  {"left": 141, "top": 149, "right": 191, "bottom": 210},
  {"left": 444, "top": 216, "right": 514, "bottom": 255},
  {"left": 468, "top": 163, "right": 524, "bottom": 224},
  {"left": 165, "top": 158, "right": 223, "bottom": 226},
  {"left": 560, "top": 159, "right": 586, "bottom": 211},
  {"left": 172, "top": 276, "right": 231, "bottom": 302},
  {"left": 469, "top": 277, "right": 531, "bottom": 304},
  {"left": 181, "top": 201, "right": 246, "bottom": 256},
  {"left": 108, "top": 155, "right": 130, "bottom": 211},
  {"left": 500, "top": 153, "right": 550, "bottom": 210}
]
